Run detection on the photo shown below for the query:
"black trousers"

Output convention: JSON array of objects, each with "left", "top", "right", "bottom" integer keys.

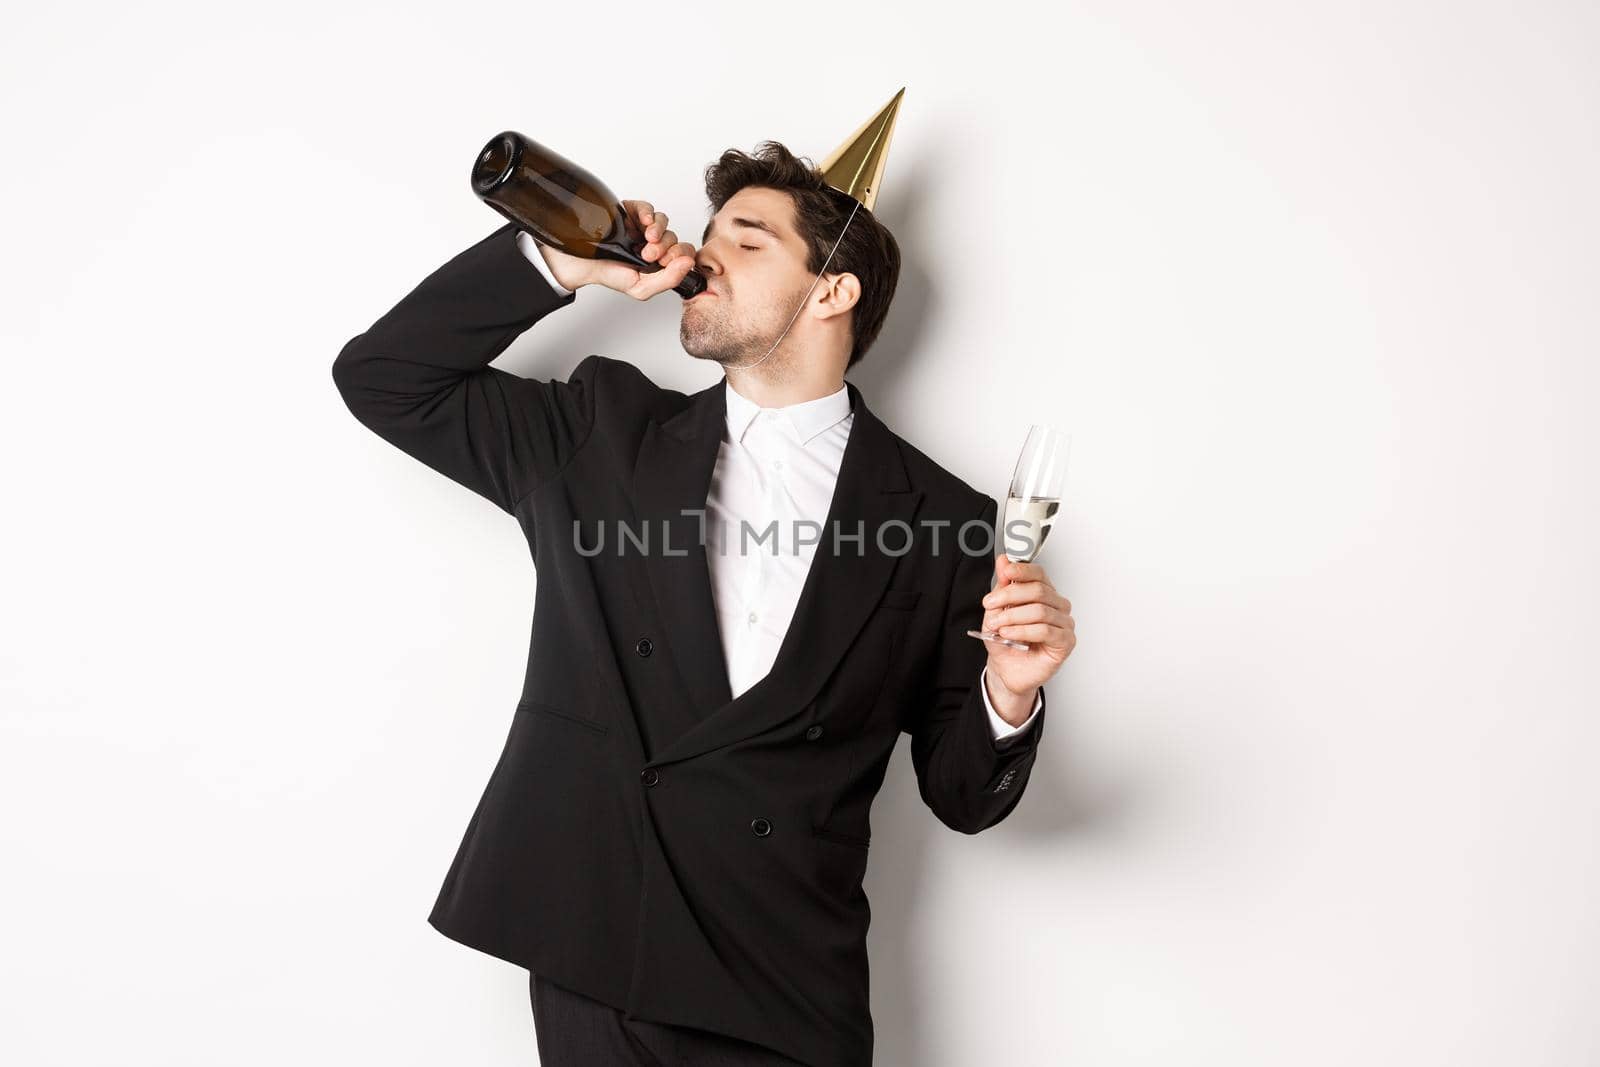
[{"left": 528, "top": 971, "right": 810, "bottom": 1066}]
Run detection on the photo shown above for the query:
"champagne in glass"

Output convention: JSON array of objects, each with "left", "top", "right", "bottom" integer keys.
[
  {"left": 1001, "top": 494, "right": 1060, "bottom": 563},
  {"left": 967, "top": 425, "right": 1070, "bottom": 651}
]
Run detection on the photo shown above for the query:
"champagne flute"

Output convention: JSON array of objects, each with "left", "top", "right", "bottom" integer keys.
[{"left": 966, "top": 425, "right": 1070, "bottom": 651}]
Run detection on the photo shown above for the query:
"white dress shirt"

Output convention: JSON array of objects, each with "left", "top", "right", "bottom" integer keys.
[{"left": 516, "top": 231, "right": 1041, "bottom": 741}]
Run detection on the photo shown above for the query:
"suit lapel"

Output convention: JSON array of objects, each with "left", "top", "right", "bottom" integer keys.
[
  {"left": 645, "top": 378, "right": 923, "bottom": 768},
  {"left": 632, "top": 379, "right": 735, "bottom": 718}
]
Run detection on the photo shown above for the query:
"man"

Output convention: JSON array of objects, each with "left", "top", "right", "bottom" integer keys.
[{"left": 332, "top": 104, "right": 1076, "bottom": 1066}]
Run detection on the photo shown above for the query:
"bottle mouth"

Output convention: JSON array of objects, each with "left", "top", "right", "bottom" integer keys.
[{"left": 471, "top": 133, "right": 518, "bottom": 194}]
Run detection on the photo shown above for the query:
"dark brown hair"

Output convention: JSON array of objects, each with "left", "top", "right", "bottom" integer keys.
[{"left": 703, "top": 141, "right": 901, "bottom": 369}]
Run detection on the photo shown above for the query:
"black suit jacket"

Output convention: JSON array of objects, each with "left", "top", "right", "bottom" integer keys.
[{"left": 331, "top": 222, "right": 1047, "bottom": 1067}]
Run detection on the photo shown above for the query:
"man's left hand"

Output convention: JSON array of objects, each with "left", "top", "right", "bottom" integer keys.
[{"left": 979, "top": 555, "right": 1077, "bottom": 725}]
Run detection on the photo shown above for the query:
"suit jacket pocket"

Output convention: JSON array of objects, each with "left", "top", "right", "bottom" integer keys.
[
  {"left": 517, "top": 699, "right": 609, "bottom": 735},
  {"left": 878, "top": 588, "right": 922, "bottom": 611},
  {"left": 812, "top": 823, "right": 871, "bottom": 899},
  {"left": 812, "top": 823, "right": 871, "bottom": 849}
]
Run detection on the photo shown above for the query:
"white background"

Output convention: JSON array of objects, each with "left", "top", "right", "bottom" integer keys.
[{"left": 3, "top": 1, "right": 1596, "bottom": 1064}]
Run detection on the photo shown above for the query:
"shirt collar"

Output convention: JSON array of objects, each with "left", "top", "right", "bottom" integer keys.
[{"left": 723, "top": 379, "right": 852, "bottom": 446}]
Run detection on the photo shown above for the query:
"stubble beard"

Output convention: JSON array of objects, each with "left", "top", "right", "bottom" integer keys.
[{"left": 679, "top": 282, "right": 811, "bottom": 371}]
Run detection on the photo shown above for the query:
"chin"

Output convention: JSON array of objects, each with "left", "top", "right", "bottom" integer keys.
[
  {"left": 680, "top": 310, "right": 722, "bottom": 358},
  {"left": 678, "top": 325, "right": 717, "bottom": 362}
]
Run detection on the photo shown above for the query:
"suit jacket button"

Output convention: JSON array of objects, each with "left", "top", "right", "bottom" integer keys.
[
  {"left": 804, "top": 725, "right": 824, "bottom": 741},
  {"left": 640, "top": 768, "right": 660, "bottom": 787},
  {"left": 750, "top": 817, "right": 773, "bottom": 837},
  {"left": 635, "top": 637, "right": 654, "bottom": 657}
]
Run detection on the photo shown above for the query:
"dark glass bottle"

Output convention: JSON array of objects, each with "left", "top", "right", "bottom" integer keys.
[{"left": 471, "top": 131, "right": 707, "bottom": 299}]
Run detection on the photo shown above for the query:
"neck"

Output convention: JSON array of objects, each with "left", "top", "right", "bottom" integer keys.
[{"left": 723, "top": 359, "right": 845, "bottom": 408}]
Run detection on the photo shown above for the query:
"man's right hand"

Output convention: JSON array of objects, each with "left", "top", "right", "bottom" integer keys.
[{"left": 536, "top": 199, "right": 699, "bottom": 300}]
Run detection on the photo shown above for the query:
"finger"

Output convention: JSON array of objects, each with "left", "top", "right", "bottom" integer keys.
[
  {"left": 984, "top": 602, "right": 1057, "bottom": 632},
  {"left": 996, "top": 622, "right": 1074, "bottom": 648},
  {"left": 659, "top": 240, "right": 697, "bottom": 265},
  {"left": 647, "top": 212, "right": 670, "bottom": 243},
  {"left": 999, "top": 558, "right": 1048, "bottom": 584},
  {"left": 986, "top": 601, "right": 1054, "bottom": 631},
  {"left": 981, "top": 580, "right": 1058, "bottom": 610},
  {"left": 628, "top": 254, "right": 695, "bottom": 300},
  {"left": 986, "top": 589, "right": 1068, "bottom": 620},
  {"left": 642, "top": 228, "right": 680, "bottom": 263}
]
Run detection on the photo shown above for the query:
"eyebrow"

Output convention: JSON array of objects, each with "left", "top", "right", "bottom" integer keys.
[{"left": 701, "top": 215, "right": 783, "bottom": 244}]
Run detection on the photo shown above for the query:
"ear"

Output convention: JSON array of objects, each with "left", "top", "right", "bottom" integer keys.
[{"left": 812, "top": 271, "right": 861, "bottom": 322}]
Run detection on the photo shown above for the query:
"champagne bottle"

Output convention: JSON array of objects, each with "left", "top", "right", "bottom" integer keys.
[{"left": 471, "top": 131, "right": 707, "bottom": 299}]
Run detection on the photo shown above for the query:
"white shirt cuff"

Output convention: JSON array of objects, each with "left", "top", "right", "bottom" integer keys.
[
  {"left": 981, "top": 665, "right": 1042, "bottom": 741},
  {"left": 515, "top": 229, "right": 574, "bottom": 298}
]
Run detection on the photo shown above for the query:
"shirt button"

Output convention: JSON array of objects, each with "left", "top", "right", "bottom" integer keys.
[
  {"left": 640, "top": 768, "right": 660, "bottom": 787},
  {"left": 747, "top": 612, "right": 758, "bottom": 625},
  {"left": 805, "top": 725, "right": 824, "bottom": 741},
  {"left": 773, "top": 460, "right": 783, "bottom": 470},
  {"left": 635, "top": 637, "right": 654, "bottom": 657},
  {"left": 750, "top": 817, "right": 773, "bottom": 837}
]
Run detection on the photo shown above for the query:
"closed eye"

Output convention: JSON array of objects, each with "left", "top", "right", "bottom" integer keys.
[{"left": 740, "top": 244, "right": 761, "bottom": 252}]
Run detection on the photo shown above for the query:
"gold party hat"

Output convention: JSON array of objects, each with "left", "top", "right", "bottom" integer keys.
[{"left": 818, "top": 88, "right": 905, "bottom": 213}]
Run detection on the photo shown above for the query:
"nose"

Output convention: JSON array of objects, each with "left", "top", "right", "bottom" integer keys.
[{"left": 695, "top": 242, "right": 723, "bottom": 278}]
